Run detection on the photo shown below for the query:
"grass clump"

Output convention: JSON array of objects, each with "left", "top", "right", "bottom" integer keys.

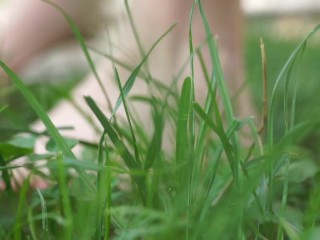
[{"left": 1, "top": 1, "right": 320, "bottom": 239}]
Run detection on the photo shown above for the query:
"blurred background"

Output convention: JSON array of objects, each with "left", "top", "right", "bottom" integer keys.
[
  {"left": 242, "top": 0, "right": 320, "bottom": 153},
  {"left": 1, "top": 0, "right": 320, "bottom": 149}
]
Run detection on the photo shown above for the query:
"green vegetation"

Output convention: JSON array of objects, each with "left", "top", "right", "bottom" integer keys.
[{"left": 1, "top": 2, "right": 320, "bottom": 240}]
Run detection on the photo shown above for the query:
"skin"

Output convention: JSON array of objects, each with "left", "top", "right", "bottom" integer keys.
[{"left": 0, "top": 0, "right": 105, "bottom": 71}]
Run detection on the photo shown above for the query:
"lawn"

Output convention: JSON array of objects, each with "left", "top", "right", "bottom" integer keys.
[{"left": 1, "top": 6, "right": 320, "bottom": 239}]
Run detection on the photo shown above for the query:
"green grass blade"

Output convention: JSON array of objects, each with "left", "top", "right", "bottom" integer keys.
[
  {"left": 85, "top": 96, "right": 139, "bottom": 170},
  {"left": 110, "top": 23, "right": 176, "bottom": 119},
  {"left": 193, "top": 102, "right": 236, "bottom": 178},
  {"left": 27, "top": 209, "right": 38, "bottom": 240},
  {"left": 104, "top": 139, "right": 112, "bottom": 240},
  {"left": 85, "top": 96, "right": 147, "bottom": 203},
  {"left": 268, "top": 24, "right": 320, "bottom": 147},
  {"left": 176, "top": 77, "right": 193, "bottom": 195},
  {"left": 198, "top": 0, "right": 234, "bottom": 122},
  {"left": 14, "top": 177, "right": 30, "bottom": 240},
  {"left": 176, "top": 77, "right": 192, "bottom": 162},
  {"left": 197, "top": 0, "right": 240, "bottom": 185},
  {"left": 114, "top": 68, "right": 141, "bottom": 166},
  {"left": 283, "top": 41, "right": 306, "bottom": 132},
  {"left": 194, "top": 49, "right": 215, "bottom": 160},
  {"left": 266, "top": 24, "right": 320, "bottom": 213},
  {"left": 57, "top": 152, "right": 73, "bottom": 239},
  {"left": 193, "top": 102, "right": 221, "bottom": 137},
  {"left": 96, "top": 134, "right": 106, "bottom": 240},
  {"left": 144, "top": 108, "right": 164, "bottom": 170},
  {"left": 188, "top": 1, "right": 196, "bottom": 83}
]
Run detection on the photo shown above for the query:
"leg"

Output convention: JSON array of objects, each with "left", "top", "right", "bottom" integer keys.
[{"left": 0, "top": 0, "right": 104, "bottom": 72}]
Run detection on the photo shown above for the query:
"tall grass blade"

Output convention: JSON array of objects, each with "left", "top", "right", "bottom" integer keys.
[
  {"left": 104, "top": 140, "right": 112, "bottom": 240},
  {"left": 268, "top": 24, "right": 320, "bottom": 147},
  {"left": 197, "top": 0, "right": 240, "bottom": 184},
  {"left": 144, "top": 107, "right": 164, "bottom": 170},
  {"left": 176, "top": 77, "right": 192, "bottom": 184},
  {"left": 283, "top": 42, "right": 306, "bottom": 132},
  {"left": 110, "top": 24, "right": 176, "bottom": 118},
  {"left": 114, "top": 68, "right": 141, "bottom": 166},
  {"left": 85, "top": 96, "right": 147, "bottom": 203},
  {"left": 193, "top": 102, "right": 235, "bottom": 165},
  {"left": 96, "top": 134, "right": 106, "bottom": 240},
  {"left": 198, "top": 0, "right": 234, "bottom": 122},
  {"left": 57, "top": 152, "right": 73, "bottom": 239},
  {"left": 13, "top": 177, "right": 30, "bottom": 240},
  {"left": 265, "top": 24, "right": 320, "bottom": 215}
]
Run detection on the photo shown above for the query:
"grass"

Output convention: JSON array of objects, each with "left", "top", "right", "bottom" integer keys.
[{"left": 1, "top": 1, "right": 320, "bottom": 239}]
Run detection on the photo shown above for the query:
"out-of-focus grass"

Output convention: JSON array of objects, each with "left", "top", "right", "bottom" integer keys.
[
  {"left": 0, "top": 74, "right": 82, "bottom": 140},
  {"left": 1, "top": 11, "right": 320, "bottom": 239}
]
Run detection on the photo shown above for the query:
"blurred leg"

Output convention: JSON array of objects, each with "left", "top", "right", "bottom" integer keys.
[
  {"left": 0, "top": 0, "right": 255, "bottom": 135},
  {"left": 0, "top": 0, "right": 104, "bottom": 72}
]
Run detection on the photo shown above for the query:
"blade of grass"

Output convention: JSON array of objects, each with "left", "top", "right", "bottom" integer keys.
[
  {"left": 176, "top": 77, "right": 192, "bottom": 184},
  {"left": 104, "top": 139, "right": 112, "bottom": 240},
  {"left": 96, "top": 134, "right": 106, "bottom": 240},
  {"left": 277, "top": 155, "right": 290, "bottom": 240},
  {"left": 259, "top": 38, "right": 268, "bottom": 139},
  {"left": 268, "top": 24, "right": 320, "bottom": 147},
  {"left": 110, "top": 23, "right": 177, "bottom": 119},
  {"left": 114, "top": 68, "right": 141, "bottom": 166},
  {"left": 85, "top": 96, "right": 147, "bottom": 204},
  {"left": 194, "top": 48, "right": 216, "bottom": 161},
  {"left": 188, "top": 0, "right": 196, "bottom": 86},
  {"left": 197, "top": 0, "right": 234, "bottom": 123},
  {"left": 187, "top": 0, "right": 197, "bottom": 150},
  {"left": 193, "top": 102, "right": 236, "bottom": 178},
  {"left": 202, "top": 119, "right": 241, "bottom": 201},
  {"left": 57, "top": 152, "right": 73, "bottom": 239},
  {"left": 89, "top": 45, "right": 180, "bottom": 100},
  {"left": 199, "top": 0, "right": 241, "bottom": 187},
  {"left": 85, "top": 97, "right": 139, "bottom": 170},
  {"left": 266, "top": 25, "right": 320, "bottom": 214},
  {"left": 283, "top": 43, "right": 306, "bottom": 132},
  {"left": 27, "top": 209, "right": 38, "bottom": 240},
  {"left": 14, "top": 176, "right": 31, "bottom": 240},
  {"left": 144, "top": 107, "right": 164, "bottom": 170}
]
